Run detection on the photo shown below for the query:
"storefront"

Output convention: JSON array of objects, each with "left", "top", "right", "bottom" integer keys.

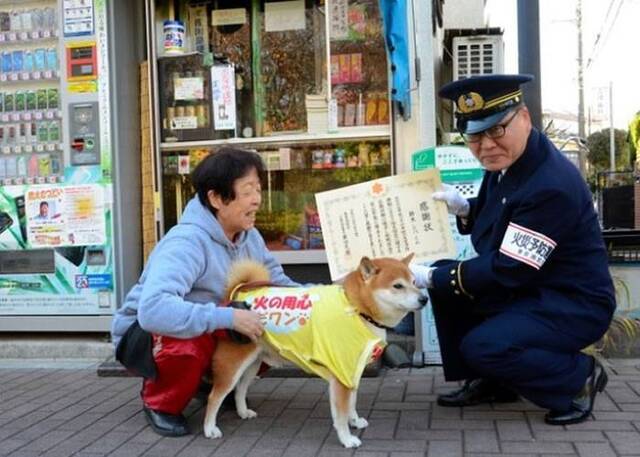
[{"left": 145, "top": 0, "right": 430, "bottom": 270}]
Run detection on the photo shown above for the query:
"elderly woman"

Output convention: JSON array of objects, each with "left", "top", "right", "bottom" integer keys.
[{"left": 111, "top": 148, "right": 297, "bottom": 437}]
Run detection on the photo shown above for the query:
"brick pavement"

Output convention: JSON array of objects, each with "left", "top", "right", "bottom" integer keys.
[{"left": 1, "top": 359, "right": 639, "bottom": 457}]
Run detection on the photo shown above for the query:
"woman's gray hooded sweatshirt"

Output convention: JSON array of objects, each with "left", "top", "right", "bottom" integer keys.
[{"left": 111, "top": 197, "right": 297, "bottom": 348}]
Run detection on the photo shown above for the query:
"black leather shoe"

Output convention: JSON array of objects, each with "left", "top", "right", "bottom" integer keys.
[
  {"left": 437, "top": 378, "right": 519, "bottom": 407},
  {"left": 143, "top": 406, "right": 190, "bottom": 437},
  {"left": 544, "top": 358, "right": 608, "bottom": 426}
]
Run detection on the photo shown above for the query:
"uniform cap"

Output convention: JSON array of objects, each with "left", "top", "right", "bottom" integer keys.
[{"left": 439, "top": 74, "right": 533, "bottom": 134}]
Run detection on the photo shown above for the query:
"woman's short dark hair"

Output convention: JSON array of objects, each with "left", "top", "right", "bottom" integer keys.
[{"left": 191, "top": 147, "right": 265, "bottom": 213}]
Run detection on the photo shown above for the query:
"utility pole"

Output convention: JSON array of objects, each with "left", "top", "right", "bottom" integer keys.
[
  {"left": 577, "top": 0, "right": 587, "bottom": 175},
  {"left": 517, "top": 0, "right": 542, "bottom": 130},
  {"left": 609, "top": 81, "right": 615, "bottom": 171}
]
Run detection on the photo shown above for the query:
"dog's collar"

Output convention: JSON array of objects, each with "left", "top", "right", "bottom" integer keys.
[{"left": 359, "top": 312, "right": 395, "bottom": 331}]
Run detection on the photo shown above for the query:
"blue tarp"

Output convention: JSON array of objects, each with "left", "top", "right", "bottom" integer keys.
[{"left": 379, "top": 0, "right": 411, "bottom": 118}]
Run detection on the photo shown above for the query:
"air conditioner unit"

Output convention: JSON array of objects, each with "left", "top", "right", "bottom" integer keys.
[{"left": 453, "top": 34, "right": 504, "bottom": 80}]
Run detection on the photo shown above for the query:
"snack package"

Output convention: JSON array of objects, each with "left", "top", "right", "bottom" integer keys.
[
  {"left": 377, "top": 93, "right": 389, "bottom": 124},
  {"left": 343, "top": 103, "right": 356, "bottom": 126},
  {"left": 330, "top": 54, "right": 340, "bottom": 85},
  {"left": 365, "top": 94, "right": 377, "bottom": 125},
  {"left": 339, "top": 54, "right": 350, "bottom": 84},
  {"left": 350, "top": 53, "right": 362, "bottom": 83}
]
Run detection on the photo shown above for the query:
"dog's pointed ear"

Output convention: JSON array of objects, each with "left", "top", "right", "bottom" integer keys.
[
  {"left": 401, "top": 252, "right": 414, "bottom": 265},
  {"left": 359, "top": 257, "right": 379, "bottom": 281}
]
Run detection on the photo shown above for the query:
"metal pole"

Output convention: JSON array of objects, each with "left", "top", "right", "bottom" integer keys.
[
  {"left": 609, "top": 81, "right": 615, "bottom": 171},
  {"left": 517, "top": 0, "right": 542, "bottom": 130},
  {"left": 576, "top": 0, "right": 587, "bottom": 175}
]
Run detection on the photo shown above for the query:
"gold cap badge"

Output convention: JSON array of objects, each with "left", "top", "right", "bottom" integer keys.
[{"left": 457, "top": 92, "right": 485, "bottom": 114}]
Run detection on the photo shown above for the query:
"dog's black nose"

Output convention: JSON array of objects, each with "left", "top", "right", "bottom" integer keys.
[{"left": 418, "top": 294, "right": 429, "bottom": 307}]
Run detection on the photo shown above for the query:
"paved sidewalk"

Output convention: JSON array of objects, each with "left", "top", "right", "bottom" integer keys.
[{"left": 1, "top": 359, "right": 639, "bottom": 457}]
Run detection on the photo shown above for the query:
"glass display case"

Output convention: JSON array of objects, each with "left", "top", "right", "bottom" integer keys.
[
  {"left": 329, "top": 0, "right": 388, "bottom": 127},
  {"left": 161, "top": 138, "right": 391, "bottom": 254},
  {"left": 158, "top": 53, "right": 217, "bottom": 142},
  {"left": 150, "top": 0, "right": 394, "bottom": 263}
]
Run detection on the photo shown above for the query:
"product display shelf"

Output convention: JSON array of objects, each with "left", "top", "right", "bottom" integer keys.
[{"left": 159, "top": 126, "right": 391, "bottom": 151}]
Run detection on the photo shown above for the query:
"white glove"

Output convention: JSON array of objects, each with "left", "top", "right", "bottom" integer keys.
[
  {"left": 410, "top": 264, "right": 435, "bottom": 289},
  {"left": 432, "top": 183, "right": 470, "bottom": 217}
]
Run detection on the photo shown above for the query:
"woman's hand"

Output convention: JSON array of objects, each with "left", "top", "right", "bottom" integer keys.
[{"left": 232, "top": 309, "right": 264, "bottom": 343}]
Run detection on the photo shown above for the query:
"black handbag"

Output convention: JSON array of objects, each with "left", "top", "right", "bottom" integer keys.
[{"left": 115, "top": 320, "right": 158, "bottom": 380}]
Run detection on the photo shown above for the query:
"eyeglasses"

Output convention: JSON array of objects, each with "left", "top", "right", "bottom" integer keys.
[{"left": 462, "top": 109, "right": 521, "bottom": 144}]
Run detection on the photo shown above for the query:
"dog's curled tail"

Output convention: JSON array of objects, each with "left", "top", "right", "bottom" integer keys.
[{"left": 225, "top": 260, "right": 271, "bottom": 301}]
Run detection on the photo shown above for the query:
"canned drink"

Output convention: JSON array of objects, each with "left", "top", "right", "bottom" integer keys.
[
  {"left": 10, "top": 11, "right": 22, "bottom": 32},
  {"left": 0, "top": 12, "right": 10, "bottom": 32},
  {"left": 196, "top": 104, "right": 207, "bottom": 127},
  {"left": 44, "top": 7, "right": 56, "bottom": 29},
  {"left": 50, "top": 154, "right": 60, "bottom": 174},
  {"left": 21, "top": 10, "right": 32, "bottom": 31},
  {"left": 38, "top": 154, "right": 50, "bottom": 177},
  {"left": 24, "top": 121, "right": 33, "bottom": 142},
  {"left": 28, "top": 154, "right": 38, "bottom": 177},
  {"left": 36, "top": 89, "right": 47, "bottom": 110},
  {"left": 2, "top": 52, "right": 13, "bottom": 73},
  {"left": 48, "top": 121, "right": 60, "bottom": 142},
  {"left": 37, "top": 122, "right": 48, "bottom": 142},
  {"left": 175, "top": 106, "right": 185, "bottom": 117},
  {"left": 12, "top": 50, "right": 24, "bottom": 73},
  {"left": 7, "top": 124, "right": 16, "bottom": 144},
  {"left": 185, "top": 104, "right": 196, "bottom": 118},
  {"left": 34, "top": 48, "right": 46, "bottom": 71},
  {"left": 17, "top": 123, "right": 26, "bottom": 144},
  {"left": 166, "top": 106, "right": 175, "bottom": 127},
  {"left": 17, "top": 156, "right": 27, "bottom": 177},
  {"left": 32, "top": 8, "right": 44, "bottom": 30},
  {"left": 23, "top": 51, "right": 34, "bottom": 72},
  {"left": 15, "top": 91, "right": 25, "bottom": 111},
  {"left": 5, "top": 156, "right": 17, "bottom": 177},
  {"left": 46, "top": 48, "right": 58, "bottom": 71},
  {"left": 4, "top": 92, "right": 14, "bottom": 112},
  {"left": 46, "top": 88, "right": 58, "bottom": 109},
  {"left": 26, "top": 91, "right": 36, "bottom": 110}
]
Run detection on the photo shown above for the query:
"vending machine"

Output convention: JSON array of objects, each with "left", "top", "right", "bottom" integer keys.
[{"left": 0, "top": 0, "right": 142, "bottom": 331}]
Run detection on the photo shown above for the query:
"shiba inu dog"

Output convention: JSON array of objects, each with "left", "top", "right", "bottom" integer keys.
[{"left": 203, "top": 254, "right": 427, "bottom": 448}]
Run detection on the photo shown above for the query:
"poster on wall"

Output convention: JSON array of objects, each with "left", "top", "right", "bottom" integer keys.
[
  {"left": 412, "top": 146, "right": 483, "bottom": 260},
  {"left": 63, "top": 0, "right": 95, "bottom": 37},
  {"left": 329, "top": 0, "right": 348, "bottom": 39},
  {"left": 0, "top": 181, "right": 114, "bottom": 315},
  {"left": 264, "top": 1, "right": 306, "bottom": 32},
  {"left": 26, "top": 184, "right": 106, "bottom": 247},
  {"left": 211, "top": 65, "right": 236, "bottom": 131}
]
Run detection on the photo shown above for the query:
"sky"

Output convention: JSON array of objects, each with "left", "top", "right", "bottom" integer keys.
[{"left": 485, "top": 0, "right": 640, "bottom": 131}]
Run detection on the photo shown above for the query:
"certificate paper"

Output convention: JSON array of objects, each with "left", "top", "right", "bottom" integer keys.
[{"left": 316, "top": 169, "right": 456, "bottom": 280}]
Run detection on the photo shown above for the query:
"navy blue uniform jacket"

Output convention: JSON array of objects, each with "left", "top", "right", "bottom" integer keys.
[{"left": 432, "top": 129, "right": 615, "bottom": 340}]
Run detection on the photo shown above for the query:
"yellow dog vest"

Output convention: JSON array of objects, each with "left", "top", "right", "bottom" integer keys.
[{"left": 234, "top": 284, "right": 385, "bottom": 389}]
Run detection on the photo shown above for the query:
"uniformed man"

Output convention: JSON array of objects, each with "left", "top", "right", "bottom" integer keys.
[{"left": 411, "top": 74, "right": 615, "bottom": 425}]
